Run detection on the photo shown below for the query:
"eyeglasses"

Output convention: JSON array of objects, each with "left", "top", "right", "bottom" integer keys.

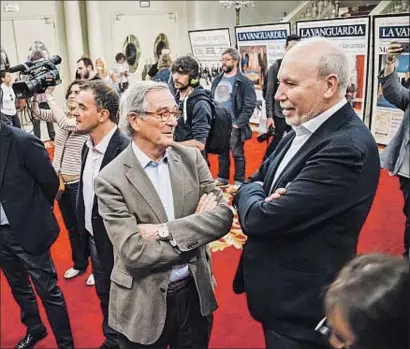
[
  {"left": 143, "top": 108, "right": 182, "bottom": 122},
  {"left": 315, "top": 317, "right": 356, "bottom": 349},
  {"left": 221, "top": 58, "right": 233, "bottom": 63}
]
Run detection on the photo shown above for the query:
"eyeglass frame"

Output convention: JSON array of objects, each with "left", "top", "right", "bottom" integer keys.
[{"left": 130, "top": 108, "right": 182, "bottom": 123}]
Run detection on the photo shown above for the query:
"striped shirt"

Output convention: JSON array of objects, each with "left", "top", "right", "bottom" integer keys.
[{"left": 38, "top": 109, "right": 88, "bottom": 176}]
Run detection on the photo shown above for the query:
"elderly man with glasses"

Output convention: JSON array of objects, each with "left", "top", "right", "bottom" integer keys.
[{"left": 94, "top": 81, "right": 233, "bottom": 349}]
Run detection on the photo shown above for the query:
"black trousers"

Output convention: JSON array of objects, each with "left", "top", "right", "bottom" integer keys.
[
  {"left": 264, "top": 328, "right": 328, "bottom": 349},
  {"left": 118, "top": 277, "right": 213, "bottom": 349},
  {"left": 89, "top": 234, "right": 118, "bottom": 347},
  {"left": 58, "top": 181, "right": 88, "bottom": 271},
  {"left": 399, "top": 176, "right": 410, "bottom": 258},
  {"left": 0, "top": 225, "right": 74, "bottom": 348},
  {"left": 263, "top": 115, "right": 291, "bottom": 161},
  {"left": 3, "top": 113, "right": 22, "bottom": 128}
]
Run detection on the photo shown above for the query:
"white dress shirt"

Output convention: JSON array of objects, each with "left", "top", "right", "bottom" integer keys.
[
  {"left": 0, "top": 204, "right": 9, "bottom": 225},
  {"left": 270, "top": 98, "right": 347, "bottom": 192},
  {"left": 1, "top": 83, "right": 17, "bottom": 115},
  {"left": 132, "top": 142, "right": 190, "bottom": 283},
  {"left": 82, "top": 126, "right": 117, "bottom": 235}
]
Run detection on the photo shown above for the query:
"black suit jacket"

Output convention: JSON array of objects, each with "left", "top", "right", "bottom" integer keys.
[
  {"left": 0, "top": 121, "right": 59, "bottom": 254},
  {"left": 77, "top": 128, "right": 130, "bottom": 274},
  {"left": 232, "top": 103, "right": 380, "bottom": 344}
]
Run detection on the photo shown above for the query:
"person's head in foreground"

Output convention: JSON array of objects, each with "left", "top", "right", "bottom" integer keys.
[
  {"left": 275, "top": 36, "right": 350, "bottom": 127},
  {"left": 319, "top": 253, "right": 409, "bottom": 349}
]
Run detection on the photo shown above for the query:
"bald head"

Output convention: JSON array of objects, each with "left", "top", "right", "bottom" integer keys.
[
  {"left": 275, "top": 37, "right": 350, "bottom": 127},
  {"left": 285, "top": 37, "right": 350, "bottom": 93}
]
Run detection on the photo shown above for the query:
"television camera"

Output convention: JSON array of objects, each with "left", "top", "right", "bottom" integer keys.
[{"left": 9, "top": 55, "right": 62, "bottom": 99}]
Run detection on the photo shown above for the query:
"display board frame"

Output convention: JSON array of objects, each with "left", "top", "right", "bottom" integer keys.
[
  {"left": 296, "top": 16, "right": 371, "bottom": 123},
  {"left": 234, "top": 22, "right": 292, "bottom": 125},
  {"left": 370, "top": 13, "right": 409, "bottom": 145}
]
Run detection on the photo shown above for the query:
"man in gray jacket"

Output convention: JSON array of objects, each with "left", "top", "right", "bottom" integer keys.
[
  {"left": 95, "top": 81, "right": 233, "bottom": 348},
  {"left": 379, "top": 42, "right": 410, "bottom": 259},
  {"left": 263, "top": 34, "right": 300, "bottom": 160}
]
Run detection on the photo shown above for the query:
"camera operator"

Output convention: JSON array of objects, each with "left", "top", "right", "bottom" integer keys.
[
  {"left": 32, "top": 81, "right": 92, "bottom": 284},
  {"left": 1, "top": 70, "right": 21, "bottom": 128}
]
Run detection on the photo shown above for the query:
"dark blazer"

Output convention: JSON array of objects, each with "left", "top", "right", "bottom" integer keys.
[
  {"left": 211, "top": 71, "right": 256, "bottom": 142},
  {"left": 0, "top": 121, "right": 59, "bottom": 254},
  {"left": 77, "top": 128, "right": 130, "bottom": 274},
  {"left": 232, "top": 103, "right": 380, "bottom": 345}
]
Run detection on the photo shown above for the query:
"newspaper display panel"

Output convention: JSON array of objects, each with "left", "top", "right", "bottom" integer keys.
[
  {"left": 235, "top": 23, "right": 291, "bottom": 125},
  {"left": 296, "top": 17, "right": 371, "bottom": 122},
  {"left": 188, "top": 28, "right": 231, "bottom": 89},
  {"left": 371, "top": 14, "right": 409, "bottom": 145}
]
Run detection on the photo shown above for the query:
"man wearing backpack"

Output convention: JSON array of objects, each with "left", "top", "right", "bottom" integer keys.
[
  {"left": 263, "top": 34, "right": 300, "bottom": 161},
  {"left": 172, "top": 56, "right": 213, "bottom": 159},
  {"left": 211, "top": 48, "right": 257, "bottom": 191}
]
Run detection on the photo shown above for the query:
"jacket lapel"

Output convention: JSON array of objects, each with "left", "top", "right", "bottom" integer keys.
[
  {"left": 263, "top": 131, "right": 295, "bottom": 193},
  {"left": 0, "top": 123, "right": 11, "bottom": 190},
  {"left": 123, "top": 146, "right": 168, "bottom": 223},
  {"left": 100, "top": 129, "right": 122, "bottom": 171},
  {"left": 272, "top": 103, "right": 354, "bottom": 192},
  {"left": 167, "top": 149, "right": 185, "bottom": 219}
]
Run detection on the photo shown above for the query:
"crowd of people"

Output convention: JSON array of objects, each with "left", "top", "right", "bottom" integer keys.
[{"left": 0, "top": 35, "right": 409, "bottom": 349}]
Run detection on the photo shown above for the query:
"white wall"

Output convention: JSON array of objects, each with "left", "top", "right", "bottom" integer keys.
[{"left": 96, "top": 1, "right": 189, "bottom": 63}]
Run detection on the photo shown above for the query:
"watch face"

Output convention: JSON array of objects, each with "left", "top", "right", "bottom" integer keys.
[{"left": 159, "top": 227, "right": 169, "bottom": 239}]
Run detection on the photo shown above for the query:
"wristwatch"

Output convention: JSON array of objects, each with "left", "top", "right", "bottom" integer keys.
[{"left": 156, "top": 224, "right": 170, "bottom": 240}]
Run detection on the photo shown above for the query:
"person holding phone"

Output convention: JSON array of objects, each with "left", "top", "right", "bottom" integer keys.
[{"left": 379, "top": 41, "right": 410, "bottom": 259}]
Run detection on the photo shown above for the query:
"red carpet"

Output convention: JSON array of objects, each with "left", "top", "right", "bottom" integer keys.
[{"left": 0, "top": 135, "right": 404, "bottom": 348}]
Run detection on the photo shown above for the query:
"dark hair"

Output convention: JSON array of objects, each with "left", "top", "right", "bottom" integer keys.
[
  {"left": 0, "top": 70, "right": 7, "bottom": 80},
  {"left": 77, "top": 57, "right": 94, "bottom": 70},
  {"left": 115, "top": 52, "right": 126, "bottom": 62},
  {"left": 65, "top": 80, "right": 86, "bottom": 100},
  {"left": 172, "top": 56, "right": 200, "bottom": 86},
  {"left": 286, "top": 34, "right": 301, "bottom": 47},
  {"left": 325, "top": 253, "right": 409, "bottom": 349},
  {"left": 222, "top": 47, "right": 241, "bottom": 62},
  {"left": 80, "top": 80, "right": 120, "bottom": 123}
]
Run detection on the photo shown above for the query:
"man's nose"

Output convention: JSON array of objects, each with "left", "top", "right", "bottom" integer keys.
[{"left": 274, "top": 83, "right": 286, "bottom": 101}]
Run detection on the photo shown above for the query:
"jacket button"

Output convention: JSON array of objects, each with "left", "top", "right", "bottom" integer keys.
[{"left": 160, "top": 287, "right": 166, "bottom": 293}]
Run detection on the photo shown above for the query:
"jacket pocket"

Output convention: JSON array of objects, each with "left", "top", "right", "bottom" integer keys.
[{"left": 110, "top": 269, "right": 133, "bottom": 289}]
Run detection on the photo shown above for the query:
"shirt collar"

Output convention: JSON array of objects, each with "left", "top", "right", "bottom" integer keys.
[
  {"left": 302, "top": 98, "right": 347, "bottom": 134},
  {"left": 86, "top": 125, "right": 118, "bottom": 154},
  {"left": 131, "top": 142, "right": 168, "bottom": 168}
]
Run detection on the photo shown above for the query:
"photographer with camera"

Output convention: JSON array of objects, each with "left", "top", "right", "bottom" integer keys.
[
  {"left": 32, "top": 81, "right": 93, "bottom": 284},
  {"left": 1, "top": 70, "right": 21, "bottom": 128}
]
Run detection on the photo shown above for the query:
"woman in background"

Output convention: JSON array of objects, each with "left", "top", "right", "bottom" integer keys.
[
  {"left": 95, "top": 57, "right": 113, "bottom": 84},
  {"left": 33, "top": 80, "right": 94, "bottom": 286}
]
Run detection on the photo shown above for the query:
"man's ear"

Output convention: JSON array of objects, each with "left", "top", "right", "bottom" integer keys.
[
  {"left": 99, "top": 109, "right": 110, "bottom": 123},
  {"left": 324, "top": 74, "right": 339, "bottom": 99}
]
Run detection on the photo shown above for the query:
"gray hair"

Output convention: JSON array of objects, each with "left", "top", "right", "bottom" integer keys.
[
  {"left": 222, "top": 47, "right": 241, "bottom": 62},
  {"left": 119, "top": 81, "right": 170, "bottom": 136},
  {"left": 296, "top": 37, "right": 350, "bottom": 94}
]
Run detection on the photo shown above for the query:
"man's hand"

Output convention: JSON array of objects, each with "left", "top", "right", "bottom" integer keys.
[
  {"left": 386, "top": 42, "right": 404, "bottom": 62},
  {"left": 138, "top": 224, "right": 160, "bottom": 240},
  {"left": 266, "top": 117, "right": 274, "bottom": 130},
  {"left": 196, "top": 193, "right": 218, "bottom": 213},
  {"left": 264, "top": 188, "right": 287, "bottom": 202}
]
